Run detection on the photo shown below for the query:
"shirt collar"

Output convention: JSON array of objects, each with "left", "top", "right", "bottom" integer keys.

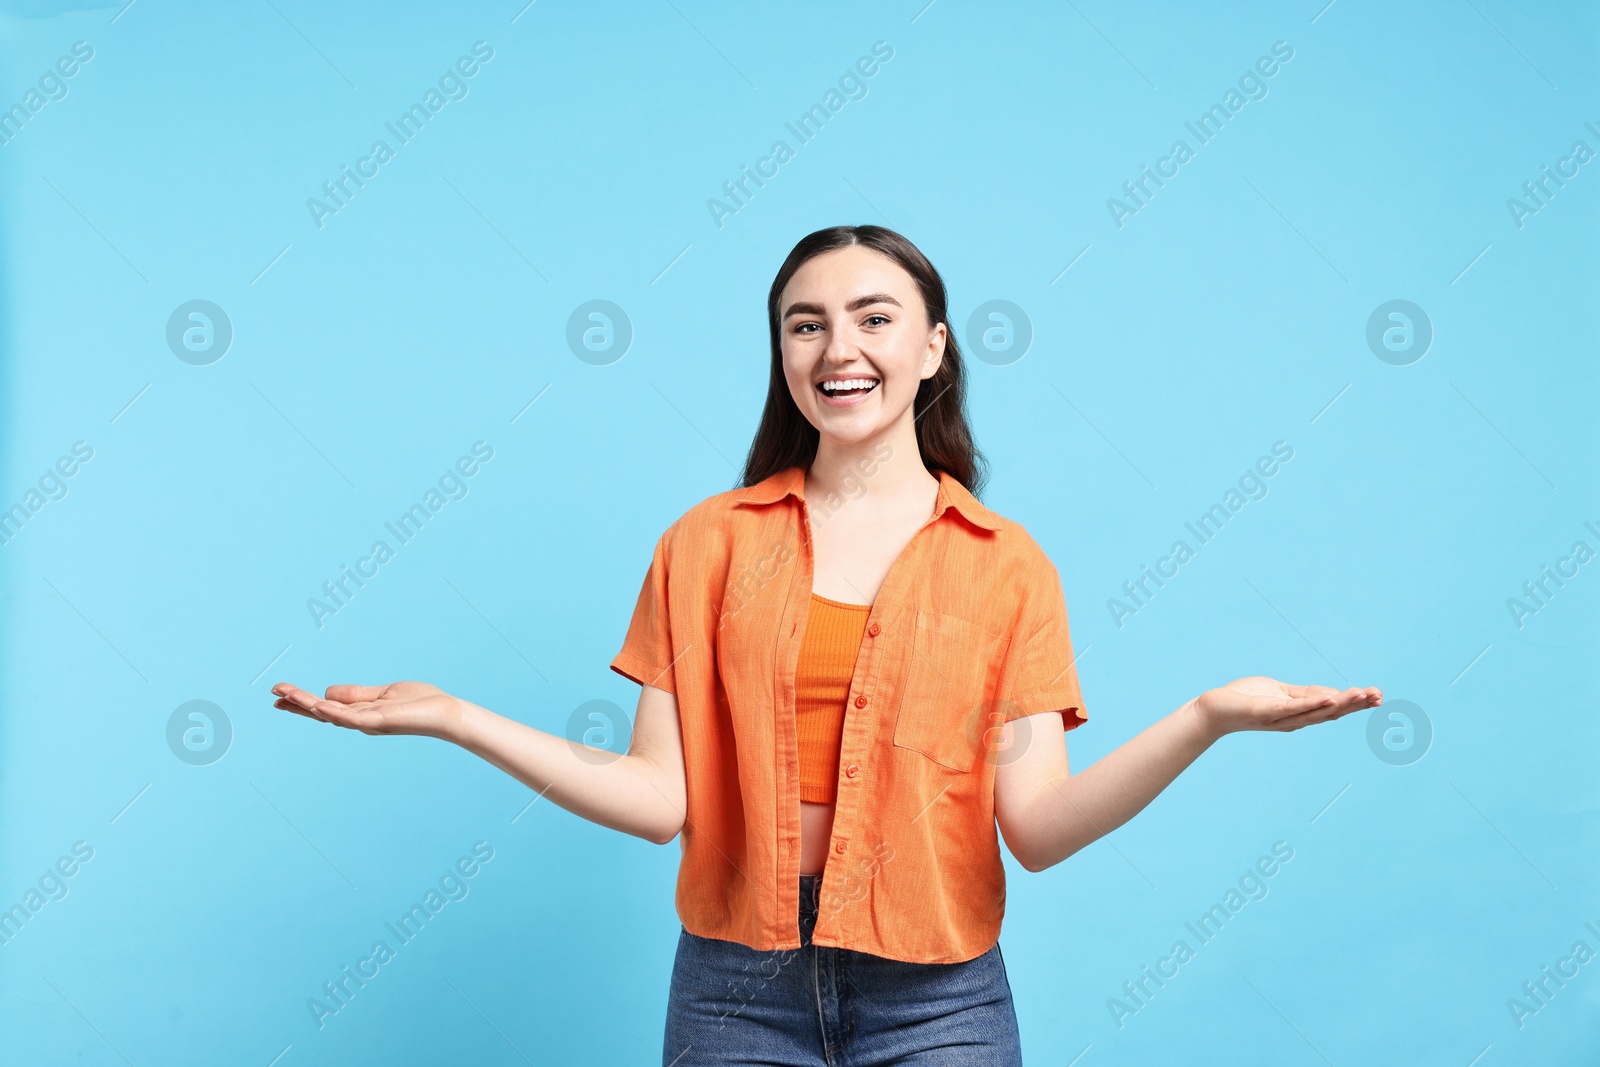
[{"left": 734, "top": 464, "right": 1004, "bottom": 532}]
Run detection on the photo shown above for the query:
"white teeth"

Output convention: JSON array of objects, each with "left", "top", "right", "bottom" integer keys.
[{"left": 820, "top": 378, "right": 878, "bottom": 392}]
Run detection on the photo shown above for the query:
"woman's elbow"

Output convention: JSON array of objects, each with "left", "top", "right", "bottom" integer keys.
[
  {"left": 1004, "top": 833, "right": 1050, "bottom": 874},
  {"left": 648, "top": 817, "right": 684, "bottom": 847},
  {"left": 1015, "top": 850, "right": 1054, "bottom": 875},
  {"left": 1010, "top": 837, "right": 1084, "bottom": 874}
]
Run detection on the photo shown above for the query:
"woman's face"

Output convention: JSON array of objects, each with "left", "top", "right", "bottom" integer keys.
[{"left": 778, "top": 245, "right": 946, "bottom": 446}]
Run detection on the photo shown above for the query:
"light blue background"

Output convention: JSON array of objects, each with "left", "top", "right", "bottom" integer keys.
[{"left": 2, "top": 1, "right": 1596, "bottom": 1063}]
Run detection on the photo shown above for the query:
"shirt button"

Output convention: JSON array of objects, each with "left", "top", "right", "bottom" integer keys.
[
  {"left": 845, "top": 764, "right": 859, "bottom": 778},
  {"left": 868, "top": 622, "right": 880, "bottom": 637},
  {"left": 835, "top": 841, "right": 846, "bottom": 854},
  {"left": 854, "top": 695, "right": 867, "bottom": 709}
]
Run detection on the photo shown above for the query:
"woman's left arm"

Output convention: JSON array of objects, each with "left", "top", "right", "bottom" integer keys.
[{"left": 994, "top": 677, "right": 1382, "bottom": 873}]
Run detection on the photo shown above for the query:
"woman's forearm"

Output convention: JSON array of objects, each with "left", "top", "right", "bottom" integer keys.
[
  {"left": 446, "top": 699, "right": 686, "bottom": 846},
  {"left": 1020, "top": 699, "right": 1220, "bottom": 871}
]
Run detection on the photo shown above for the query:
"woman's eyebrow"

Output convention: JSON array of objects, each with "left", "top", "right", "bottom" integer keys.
[{"left": 782, "top": 293, "right": 904, "bottom": 319}]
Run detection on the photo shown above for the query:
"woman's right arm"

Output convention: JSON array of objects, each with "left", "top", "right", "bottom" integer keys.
[{"left": 271, "top": 680, "right": 687, "bottom": 845}]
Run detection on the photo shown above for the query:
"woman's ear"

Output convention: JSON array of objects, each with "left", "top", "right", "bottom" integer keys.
[{"left": 921, "top": 322, "right": 947, "bottom": 381}]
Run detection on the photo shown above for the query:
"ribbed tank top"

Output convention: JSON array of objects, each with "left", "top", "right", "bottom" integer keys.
[{"left": 796, "top": 592, "right": 871, "bottom": 804}]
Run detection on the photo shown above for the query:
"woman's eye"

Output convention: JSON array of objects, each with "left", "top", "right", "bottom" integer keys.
[
  {"left": 864, "top": 314, "right": 889, "bottom": 327},
  {"left": 794, "top": 322, "right": 819, "bottom": 334}
]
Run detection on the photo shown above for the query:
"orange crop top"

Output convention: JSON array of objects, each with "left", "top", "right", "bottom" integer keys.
[{"left": 795, "top": 593, "right": 871, "bottom": 803}]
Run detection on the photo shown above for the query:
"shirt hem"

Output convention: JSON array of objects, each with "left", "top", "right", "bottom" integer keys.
[
  {"left": 1006, "top": 688, "right": 1087, "bottom": 726},
  {"left": 608, "top": 652, "right": 677, "bottom": 695}
]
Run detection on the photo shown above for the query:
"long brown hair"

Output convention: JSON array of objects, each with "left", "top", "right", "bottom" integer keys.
[{"left": 737, "top": 225, "right": 988, "bottom": 497}]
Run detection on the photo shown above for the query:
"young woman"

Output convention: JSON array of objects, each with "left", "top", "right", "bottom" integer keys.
[{"left": 272, "top": 225, "right": 1381, "bottom": 1065}]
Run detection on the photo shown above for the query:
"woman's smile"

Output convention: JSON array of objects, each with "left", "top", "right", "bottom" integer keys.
[{"left": 816, "top": 374, "right": 881, "bottom": 407}]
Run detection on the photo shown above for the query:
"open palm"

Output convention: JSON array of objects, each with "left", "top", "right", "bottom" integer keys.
[
  {"left": 1193, "top": 675, "right": 1381, "bottom": 737},
  {"left": 271, "top": 680, "right": 460, "bottom": 738}
]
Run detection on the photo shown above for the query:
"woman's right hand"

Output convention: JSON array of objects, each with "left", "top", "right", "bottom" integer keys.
[
  {"left": 271, "top": 680, "right": 464, "bottom": 740},
  {"left": 274, "top": 679, "right": 687, "bottom": 845}
]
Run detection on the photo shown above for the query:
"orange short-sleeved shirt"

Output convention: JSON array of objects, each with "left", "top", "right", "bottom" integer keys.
[{"left": 609, "top": 463, "right": 1088, "bottom": 964}]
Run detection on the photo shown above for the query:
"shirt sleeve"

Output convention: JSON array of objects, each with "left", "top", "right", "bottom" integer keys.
[
  {"left": 609, "top": 527, "right": 679, "bottom": 696},
  {"left": 1001, "top": 548, "right": 1088, "bottom": 729}
]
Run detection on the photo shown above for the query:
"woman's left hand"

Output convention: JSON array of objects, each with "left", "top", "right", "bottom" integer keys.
[{"left": 1189, "top": 676, "right": 1381, "bottom": 739}]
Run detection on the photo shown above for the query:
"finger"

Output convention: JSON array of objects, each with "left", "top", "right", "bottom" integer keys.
[
  {"left": 1277, "top": 692, "right": 1363, "bottom": 728},
  {"left": 282, "top": 695, "right": 336, "bottom": 722},
  {"left": 1280, "top": 683, "right": 1341, "bottom": 702},
  {"left": 277, "top": 700, "right": 331, "bottom": 725},
  {"left": 274, "top": 689, "right": 313, "bottom": 711},
  {"left": 300, "top": 696, "right": 357, "bottom": 725},
  {"left": 283, "top": 686, "right": 350, "bottom": 714},
  {"left": 274, "top": 684, "right": 381, "bottom": 731},
  {"left": 280, "top": 689, "right": 351, "bottom": 724},
  {"left": 1264, "top": 691, "right": 1337, "bottom": 722},
  {"left": 1272, "top": 705, "right": 1341, "bottom": 730},
  {"left": 1278, "top": 690, "right": 1378, "bottom": 729},
  {"left": 326, "top": 684, "right": 388, "bottom": 703},
  {"left": 1352, "top": 689, "right": 1383, "bottom": 712},
  {"left": 1313, "top": 687, "right": 1367, "bottom": 711},
  {"left": 276, "top": 685, "right": 318, "bottom": 707},
  {"left": 1333, "top": 687, "right": 1380, "bottom": 713},
  {"left": 1315, "top": 690, "right": 1369, "bottom": 719}
]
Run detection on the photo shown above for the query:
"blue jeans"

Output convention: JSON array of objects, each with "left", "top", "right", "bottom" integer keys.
[{"left": 663, "top": 874, "right": 1023, "bottom": 1065}]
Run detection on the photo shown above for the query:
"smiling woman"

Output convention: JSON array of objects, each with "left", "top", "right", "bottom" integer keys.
[{"left": 271, "top": 224, "right": 1380, "bottom": 1067}]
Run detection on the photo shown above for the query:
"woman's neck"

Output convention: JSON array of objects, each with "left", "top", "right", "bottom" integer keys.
[{"left": 808, "top": 427, "right": 932, "bottom": 507}]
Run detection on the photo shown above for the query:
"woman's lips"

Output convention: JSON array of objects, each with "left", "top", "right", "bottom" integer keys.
[{"left": 816, "top": 379, "right": 879, "bottom": 407}]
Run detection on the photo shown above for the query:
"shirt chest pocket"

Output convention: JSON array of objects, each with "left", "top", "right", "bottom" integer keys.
[{"left": 892, "top": 610, "right": 1010, "bottom": 773}]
